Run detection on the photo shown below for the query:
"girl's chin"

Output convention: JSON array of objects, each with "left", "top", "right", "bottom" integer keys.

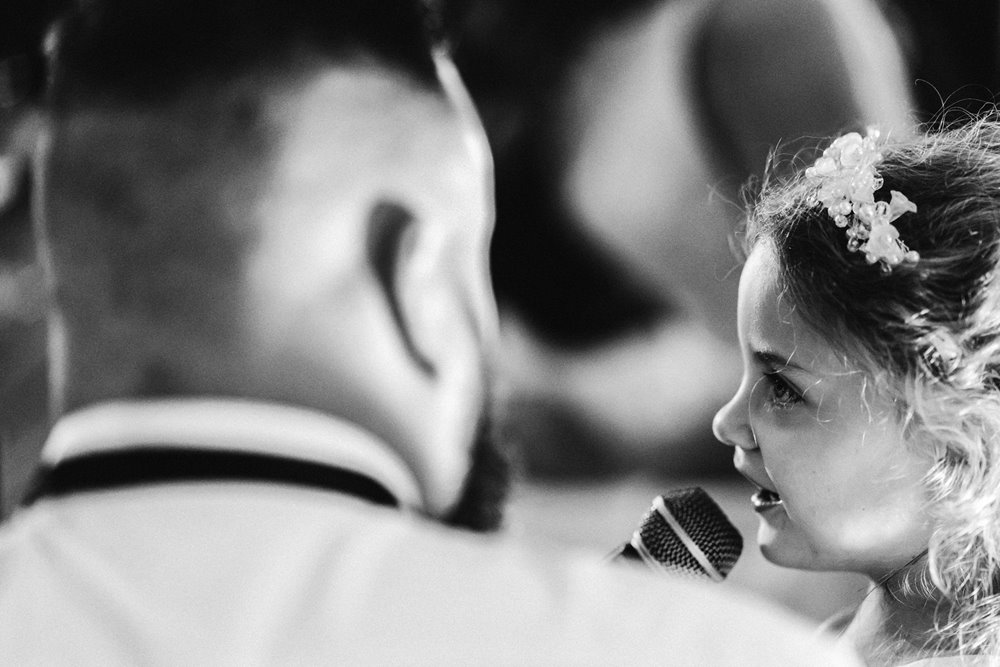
[
  {"left": 756, "top": 510, "right": 931, "bottom": 576},
  {"left": 754, "top": 512, "right": 820, "bottom": 570},
  {"left": 758, "top": 540, "right": 819, "bottom": 571},
  {"left": 757, "top": 527, "right": 846, "bottom": 573},
  {"left": 758, "top": 540, "right": 794, "bottom": 567}
]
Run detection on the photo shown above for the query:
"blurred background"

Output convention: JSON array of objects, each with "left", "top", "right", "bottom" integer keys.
[
  {"left": 3, "top": 0, "right": 1000, "bottom": 622},
  {"left": 0, "top": 0, "right": 54, "bottom": 515}
]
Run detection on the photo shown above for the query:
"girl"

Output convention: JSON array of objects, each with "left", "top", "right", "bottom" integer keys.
[{"left": 713, "top": 119, "right": 1000, "bottom": 665}]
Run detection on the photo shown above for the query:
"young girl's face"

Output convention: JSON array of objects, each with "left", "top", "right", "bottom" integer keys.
[{"left": 713, "top": 244, "right": 933, "bottom": 579}]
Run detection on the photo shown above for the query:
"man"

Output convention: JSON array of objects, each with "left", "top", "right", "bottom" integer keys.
[{"left": 0, "top": 0, "right": 859, "bottom": 663}]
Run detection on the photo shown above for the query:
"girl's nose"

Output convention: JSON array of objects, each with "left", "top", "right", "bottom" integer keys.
[{"left": 712, "top": 387, "right": 756, "bottom": 451}]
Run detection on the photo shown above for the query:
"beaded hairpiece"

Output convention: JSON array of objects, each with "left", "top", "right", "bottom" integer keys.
[{"left": 804, "top": 128, "right": 918, "bottom": 270}]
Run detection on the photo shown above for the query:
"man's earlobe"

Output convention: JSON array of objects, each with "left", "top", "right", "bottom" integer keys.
[{"left": 365, "top": 199, "right": 435, "bottom": 376}]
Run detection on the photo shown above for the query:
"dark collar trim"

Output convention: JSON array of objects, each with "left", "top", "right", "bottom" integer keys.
[{"left": 23, "top": 446, "right": 399, "bottom": 508}]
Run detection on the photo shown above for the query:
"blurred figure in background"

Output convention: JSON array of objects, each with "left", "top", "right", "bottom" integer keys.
[
  {"left": 0, "top": 1, "right": 860, "bottom": 663},
  {"left": 0, "top": 0, "right": 57, "bottom": 515},
  {"left": 881, "top": 0, "right": 1000, "bottom": 122},
  {"left": 446, "top": 0, "right": 913, "bottom": 478}
]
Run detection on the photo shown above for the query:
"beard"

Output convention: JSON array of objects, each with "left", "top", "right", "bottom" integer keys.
[{"left": 441, "top": 395, "right": 512, "bottom": 532}]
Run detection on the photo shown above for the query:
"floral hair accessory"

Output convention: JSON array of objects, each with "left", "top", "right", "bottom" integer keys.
[{"left": 805, "top": 128, "right": 918, "bottom": 269}]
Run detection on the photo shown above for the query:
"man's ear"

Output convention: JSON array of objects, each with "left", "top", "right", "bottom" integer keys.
[{"left": 365, "top": 199, "right": 438, "bottom": 377}]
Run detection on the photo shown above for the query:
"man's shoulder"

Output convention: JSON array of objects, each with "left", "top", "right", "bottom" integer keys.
[
  {"left": 357, "top": 518, "right": 862, "bottom": 665},
  {"left": 0, "top": 490, "right": 860, "bottom": 665}
]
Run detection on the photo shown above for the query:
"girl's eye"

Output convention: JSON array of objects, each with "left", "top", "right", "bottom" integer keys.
[{"left": 764, "top": 371, "right": 802, "bottom": 409}]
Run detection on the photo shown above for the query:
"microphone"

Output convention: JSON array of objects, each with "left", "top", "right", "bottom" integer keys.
[{"left": 612, "top": 487, "right": 742, "bottom": 582}]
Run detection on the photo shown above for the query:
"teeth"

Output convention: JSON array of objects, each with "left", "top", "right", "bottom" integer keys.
[{"left": 751, "top": 489, "right": 783, "bottom": 510}]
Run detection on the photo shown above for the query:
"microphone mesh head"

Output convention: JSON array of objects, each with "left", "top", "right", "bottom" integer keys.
[{"left": 636, "top": 487, "right": 742, "bottom": 580}]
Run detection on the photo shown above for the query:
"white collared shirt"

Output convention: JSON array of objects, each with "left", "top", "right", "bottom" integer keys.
[
  {"left": 0, "top": 398, "right": 861, "bottom": 666},
  {"left": 39, "top": 398, "right": 423, "bottom": 510}
]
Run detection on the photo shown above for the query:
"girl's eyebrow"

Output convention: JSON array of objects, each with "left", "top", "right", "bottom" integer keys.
[{"left": 753, "top": 349, "right": 808, "bottom": 374}]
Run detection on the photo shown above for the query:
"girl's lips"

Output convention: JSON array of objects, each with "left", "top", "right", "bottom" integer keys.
[
  {"left": 751, "top": 488, "right": 783, "bottom": 512},
  {"left": 735, "top": 465, "right": 782, "bottom": 504}
]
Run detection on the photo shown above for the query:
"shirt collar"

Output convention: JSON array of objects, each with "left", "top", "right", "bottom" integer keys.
[{"left": 40, "top": 397, "right": 424, "bottom": 510}]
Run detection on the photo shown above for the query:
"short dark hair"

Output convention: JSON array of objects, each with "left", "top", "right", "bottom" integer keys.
[{"left": 50, "top": 0, "right": 442, "bottom": 106}]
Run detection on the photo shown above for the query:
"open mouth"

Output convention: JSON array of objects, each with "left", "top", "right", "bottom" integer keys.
[{"left": 751, "top": 488, "right": 783, "bottom": 511}]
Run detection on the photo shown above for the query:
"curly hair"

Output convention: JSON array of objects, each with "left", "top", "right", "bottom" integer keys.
[{"left": 745, "top": 115, "right": 1000, "bottom": 656}]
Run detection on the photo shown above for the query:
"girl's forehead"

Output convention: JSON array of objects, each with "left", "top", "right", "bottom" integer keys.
[{"left": 739, "top": 246, "right": 854, "bottom": 377}]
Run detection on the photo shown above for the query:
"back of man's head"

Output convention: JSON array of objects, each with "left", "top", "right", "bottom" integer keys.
[
  {"left": 42, "top": 0, "right": 440, "bottom": 405},
  {"left": 51, "top": 0, "right": 442, "bottom": 105},
  {"left": 38, "top": 0, "right": 500, "bottom": 520}
]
